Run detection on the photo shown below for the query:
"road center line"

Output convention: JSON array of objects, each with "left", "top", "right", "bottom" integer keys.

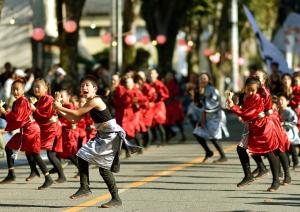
[{"left": 63, "top": 144, "right": 237, "bottom": 212}]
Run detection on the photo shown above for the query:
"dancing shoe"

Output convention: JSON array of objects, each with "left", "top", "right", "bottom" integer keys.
[
  {"left": 237, "top": 175, "right": 255, "bottom": 187},
  {"left": 70, "top": 187, "right": 92, "bottom": 199},
  {"left": 55, "top": 176, "right": 66, "bottom": 184},
  {"left": 26, "top": 171, "right": 40, "bottom": 181},
  {"left": 0, "top": 175, "right": 16, "bottom": 184},
  {"left": 202, "top": 151, "right": 214, "bottom": 163},
  {"left": 282, "top": 176, "right": 292, "bottom": 186},
  {"left": 213, "top": 156, "right": 228, "bottom": 163},
  {"left": 38, "top": 175, "right": 53, "bottom": 190},
  {"left": 254, "top": 168, "right": 269, "bottom": 179},
  {"left": 267, "top": 181, "right": 280, "bottom": 192},
  {"left": 100, "top": 198, "right": 122, "bottom": 208}
]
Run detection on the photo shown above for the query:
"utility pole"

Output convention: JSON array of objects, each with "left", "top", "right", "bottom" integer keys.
[
  {"left": 231, "top": 0, "right": 239, "bottom": 92},
  {"left": 111, "top": 0, "right": 123, "bottom": 73}
]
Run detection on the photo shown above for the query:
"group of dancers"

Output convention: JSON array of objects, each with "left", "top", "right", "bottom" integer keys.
[
  {"left": 0, "top": 68, "right": 187, "bottom": 208},
  {"left": 226, "top": 68, "right": 300, "bottom": 192},
  {"left": 1, "top": 65, "right": 300, "bottom": 208}
]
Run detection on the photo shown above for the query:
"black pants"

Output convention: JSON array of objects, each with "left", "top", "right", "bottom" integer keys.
[
  {"left": 5, "top": 146, "right": 48, "bottom": 176},
  {"left": 236, "top": 146, "right": 279, "bottom": 182},
  {"left": 47, "top": 151, "right": 65, "bottom": 178},
  {"left": 78, "top": 157, "right": 120, "bottom": 200}
]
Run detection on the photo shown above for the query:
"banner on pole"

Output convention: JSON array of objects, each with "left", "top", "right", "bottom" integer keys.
[{"left": 243, "top": 5, "right": 292, "bottom": 75}]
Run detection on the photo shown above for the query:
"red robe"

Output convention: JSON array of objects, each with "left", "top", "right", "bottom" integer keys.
[
  {"left": 261, "top": 86, "right": 290, "bottom": 152},
  {"left": 114, "top": 85, "right": 126, "bottom": 125},
  {"left": 165, "top": 81, "right": 184, "bottom": 125},
  {"left": 151, "top": 80, "right": 169, "bottom": 125},
  {"left": 58, "top": 103, "right": 78, "bottom": 158},
  {"left": 231, "top": 93, "right": 279, "bottom": 154},
  {"left": 84, "top": 113, "right": 97, "bottom": 140},
  {"left": 33, "top": 94, "right": 63, "bottom": 152},
  {"left": 119, "top": 86, "right": 148, "bottom": 138},
  {"left": 141, "top": 82, "right": 156, "bottom": 127},
  {"left": 5, "top": 96, "right": 41, "bottom": 154},
  {"left": 290, "top": 86, "right": 300, "bottom": 131}
]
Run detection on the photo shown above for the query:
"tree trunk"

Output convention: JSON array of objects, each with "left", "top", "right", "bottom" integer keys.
[
  {"left": 141, "top": 0, "right": 189, "bottom": 76},
  {"left": 123, "top": 0, "right": 135, "bottom": 71},
  {"left": 0, "top": 0, "right": 4, "bottom": 17},
  {"left": 57, "top": 0, "right": 85, "bottom": 93}
]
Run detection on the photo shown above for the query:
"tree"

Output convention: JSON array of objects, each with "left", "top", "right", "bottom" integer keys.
[
  {"left": 0, "top": 0, "right": 4, "bottom": 17},
  {"left": 141, "top": 0, "right": 190, "bottom": 76},
  {"left": 56, "top": 0, "right": 86, "bottom": 92}
]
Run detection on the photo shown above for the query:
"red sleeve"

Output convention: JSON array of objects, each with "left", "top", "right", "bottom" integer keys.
[
  {"left": 122, "top": 90, "right": 134, "bottom": 108},
  {"left": 85, "top": 113, "right": 94, "bottom": 126},
  {"left": 156, "top": 81, "right": 169, "bottom": 101},
  {"left": 142, "top": 83, "right": 156, "bottom": 102},
  {"left": 135, "top": 88, "right": 148, "bottom": 108},
  {"left": 59, "top": 103, "right": 74, "bottom": 127},
  {"left": 231, "top": 95, "right": 263, "bottom": 122},
  {"left": 33, "top": 95, "right": 55, "bottom": 123},
  {"left": 168, "top": 82, "right": 180, "bottom": 98},
  {"left": 114, "top": 86, "right": 126, "bottom": 109},
  {"left": 261, "top": 86, "right": 272, "bottom": 110},
  {"left": 290, "top": 86, "right": 300, "bottom": 108},
  {"left": 5, "top": 97, "right": 31, "bottom": 131}
]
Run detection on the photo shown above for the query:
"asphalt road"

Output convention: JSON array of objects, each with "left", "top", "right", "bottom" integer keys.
[{"left": 0, "top": 116, "right": 300, "bottom": 212}]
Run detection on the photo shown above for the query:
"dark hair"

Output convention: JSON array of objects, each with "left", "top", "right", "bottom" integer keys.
[
  {"left": 245, "top": 76, "right": 261, "bottom": 87},
  {"left": 254, "top": 69, "right": 268, "bottom": 81},
  {"left": 198, "top": 72, "right": 213, "bottom": 86},
  {"left": 12, "top": 78, "right": 26, "bottom": 87},
  {"left": 34, "top": 78, "right": 51, "bottom": 94},
  {"left": 80, "top": 75, "right": 98, "bottom": 89},
  {"left": 281, "top": 73, "right": 292, "bottom": 81},
  {"left": 133, "top": 73, "right": 144, "bottom": 83}
]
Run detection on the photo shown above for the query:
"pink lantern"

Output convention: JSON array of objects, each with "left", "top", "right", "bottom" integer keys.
[
  {"left": 64, "top": 20, "right": 77, "bottom": 33},
  {"left": 178, "top": 38, "right": 186, "bottom": 46},
  {"left": 238, "top": 57, "right": 245, "bottom": 66},
  {"left": 156, "top": 34, "right": 167, "bottom": 44},
  {"left": 203, "top": 48, "right": 212, "bottom": 57},
  {"left": 32, "top": 28, "right": 45, "bottom": 41},
  {"left": 209, "top": 52, "right": 220, "bottom": 64},
  {"left": 124, "top": 34, "right": 136, "bottom": 46},
  {"left": 101, "top": 33, "right": 112, "bottom": 44},
  {"left": 141, "top": 35, "right": 150, "bottom": 45}
]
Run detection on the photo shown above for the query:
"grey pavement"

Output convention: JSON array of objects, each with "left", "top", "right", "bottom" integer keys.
[{"left": 0, "top": 115, "right": 299, "bottom": 211}]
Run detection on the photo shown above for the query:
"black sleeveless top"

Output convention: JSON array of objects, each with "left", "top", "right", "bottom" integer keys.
[{"left": 90, "top": 107, "right": 112, "bottom": 123}]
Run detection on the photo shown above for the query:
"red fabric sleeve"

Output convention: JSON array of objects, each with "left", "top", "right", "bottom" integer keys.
[
  {"left": 155, "top": 81, "right": 169, "bottom": 102},
  {"left": 5, "top": 97, "right": 31, "bottom": 131},
  {"left": 142, "top": 83, "right": 156, "bottom": 102},
  {"left": 231, "top": 95, "right": 263, "bottom": 122},
  {"left": 33, "top": 95, "right": 55, "bottom": 123}
]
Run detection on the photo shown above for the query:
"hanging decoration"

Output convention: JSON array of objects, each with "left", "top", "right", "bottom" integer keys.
[
  {"left": 64, "top": 20, "right": 77, "bottom": 33},
  {"left": 156, "top": 34, "right": 167, "bottom": 44},
  {"left": 32, "top": 28, "right": 45, "bottom": 41},
  {"left": 124, "top": 34, "right": 136, "bottom": 46}
]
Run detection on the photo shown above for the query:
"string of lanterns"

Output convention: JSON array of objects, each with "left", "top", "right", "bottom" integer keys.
[{"left": 32, "top": 20, "right": 78, "bottom": 41}]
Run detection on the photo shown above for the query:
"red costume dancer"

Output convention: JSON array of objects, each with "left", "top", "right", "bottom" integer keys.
[
  {"left": 58, "top": 91, "right": 79, "bottom": 169},
  {"left": 290, "top": 85, "right": 300, "bottom": 130},
  {"left": 257, "top": 71, "right": 291, "bottom": 186},
  {"left": 165, "top": 71, "right": 186, "bottom": 142},
  {"left": 150, "top": 69, "right": 169, "bottom": 145},
  {"left": 0, "top": 79, "right": 53, "bottom": 189},
  {"left": 228, "top": 77, "right": 281, "bottom": 192},
  {"left": 136, "top": 71, "right": 156, "bottom": 148},
  {"left": 31, "top": 78, "right": 66, "bottom": 183},
  {"left": 120, "top": 76, "right": 147, "bottom": 151}
]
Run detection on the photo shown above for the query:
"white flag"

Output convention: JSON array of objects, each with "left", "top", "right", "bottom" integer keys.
[{"left": 243, "top": 5, "right": 292, "bottom": 75}]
